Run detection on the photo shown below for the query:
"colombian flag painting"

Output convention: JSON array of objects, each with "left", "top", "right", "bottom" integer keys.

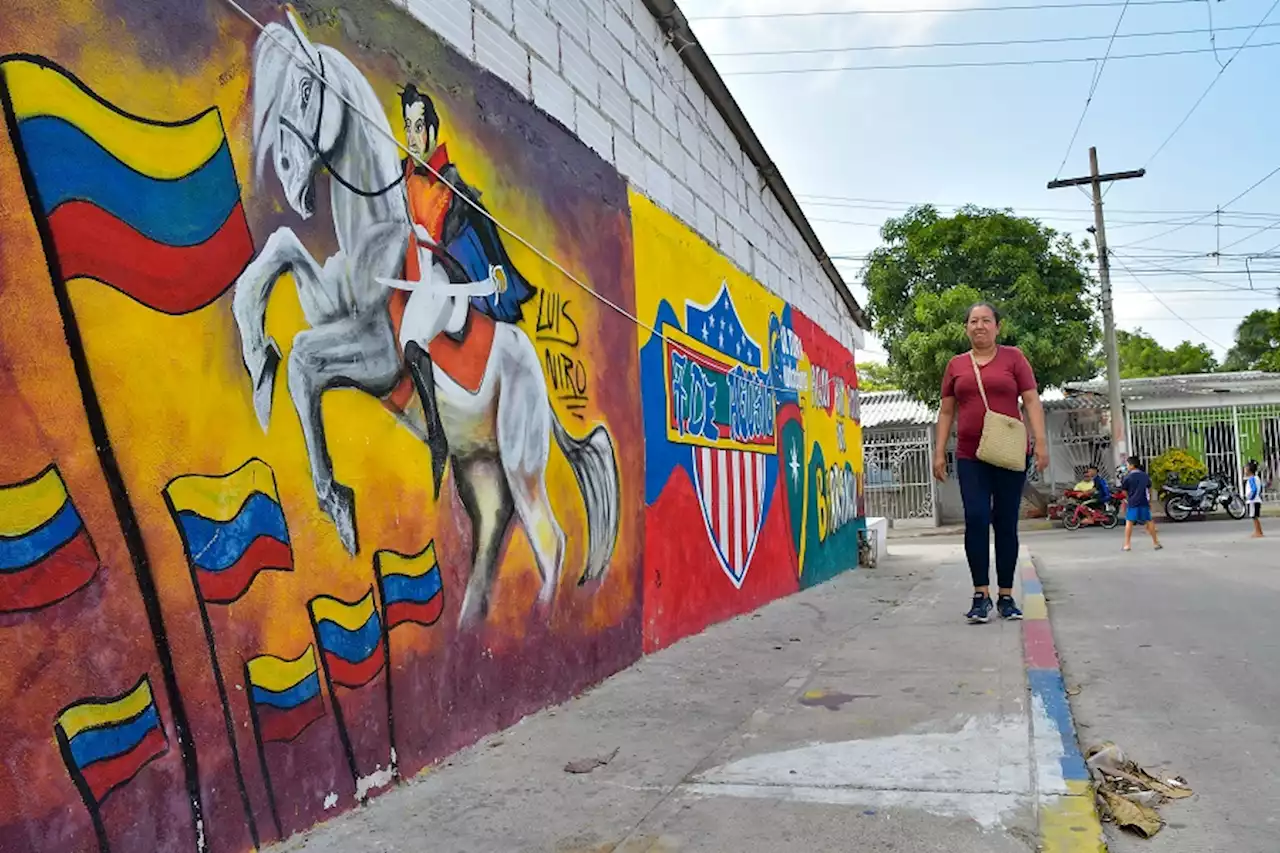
[
  {"left": 163, "top": 459, "right": 293, "bottom": 604},
  {"left": 246, "top": 646, "right": 327, "bottom": 745},
  {"left": 0, "top": 466, "right": 99, "bottom": 613},
  {"left": 0, "top": 55, "right": 253, "bottom": 313},
  {"left": 310, "top": 591, "right": 386, "bottom": 689},
  {"left": 55, "top": 676, "right": 169, "bottom": 805},
  {"left": 374, "top": 542, "right": 445, "bottom": 629}
]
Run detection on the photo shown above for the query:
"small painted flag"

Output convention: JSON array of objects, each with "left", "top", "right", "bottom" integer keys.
[
  {"left": 0, "top": 56, "right": 253, "bottom": 314},
  {"left": 163, "top": 459, "right": 292, "bottom": 604},
  {"left": 246, "top": 646, "right": 326, "bottom": 745},
  {"left": 55, "top": 675, "right": 169, "bottom": 804},
  {"left": 310, "top": 590, "right": 385, "bottom": 689},
  {"left": 374, "top": 542, "right": 444, "bottom": 629},
  {"left": 0, "top": 466, "right": 99, "bottom": 613}
]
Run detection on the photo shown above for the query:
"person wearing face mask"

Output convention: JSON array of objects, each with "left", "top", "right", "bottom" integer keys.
[{"left": 933, "top": 302, "right": 1050, "bottom": 623}]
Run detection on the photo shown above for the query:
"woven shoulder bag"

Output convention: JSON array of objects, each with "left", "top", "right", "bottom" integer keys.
[{"left": 969, "top": 349, "right": 1027, "bottom": 471}]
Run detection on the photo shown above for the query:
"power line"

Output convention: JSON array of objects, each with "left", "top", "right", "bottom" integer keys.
[
  {"left": 1054, "top": 0, "right": 1131, "bottom": 177},
  {"left": 1143, "top": 0, "right": 1280, "bottom": 167},
  {"left": 720, "top": 39, "right": 1280, "bottom": 75},
  {"left": 1108, "top": 252, "right": 1231, "bottom": 348},
  {"left": 690, "top": 0, "right": 1201, "bottom": 21},
  {"left": 798, "top": 193, "right": 1280, "bottom": 218},
  {"left": 1114, "top": 163, "right": 1280, "bottom": 249},
  {"left": 708, "top": 22, "right": 1280, "bottom": 57}
]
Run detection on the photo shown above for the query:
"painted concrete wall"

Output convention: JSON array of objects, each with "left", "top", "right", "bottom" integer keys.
[{"left": 0, "top": 1, "right": 864, "bottom": 851}]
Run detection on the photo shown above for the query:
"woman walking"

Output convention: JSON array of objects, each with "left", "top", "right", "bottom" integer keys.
[{"left": 932, "top": 303, "right": 1050, "bottom": 623}]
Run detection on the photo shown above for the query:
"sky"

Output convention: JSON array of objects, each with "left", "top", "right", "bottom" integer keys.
[{"left": 681, "top": 0, "right": 1280, "bottom": 365}]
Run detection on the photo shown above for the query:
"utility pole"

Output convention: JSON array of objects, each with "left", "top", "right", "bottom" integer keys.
[{"left": 1048, "top": 147, "right": 1145, "bottom": 469}]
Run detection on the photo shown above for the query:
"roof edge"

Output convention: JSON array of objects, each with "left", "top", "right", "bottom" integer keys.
[{"left": 638, "top": 0, "right": 871, "bottom": 332}]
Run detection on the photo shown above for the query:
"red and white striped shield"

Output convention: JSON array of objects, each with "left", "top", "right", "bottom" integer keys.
[{"left": 692, "top": 446, "right": 769, "bottom": 588}]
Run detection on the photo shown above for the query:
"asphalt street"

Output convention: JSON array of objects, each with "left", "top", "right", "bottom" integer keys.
[{"left": 1027, "top": 518, "right": 1278, "bottom": 851}]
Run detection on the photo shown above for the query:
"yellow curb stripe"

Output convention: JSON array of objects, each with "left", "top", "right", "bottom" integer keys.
[
  {"left": 1041, "top": 780, "right": 1107, "bottom": 853},
  {"left": 1022, "top": 593, "right": 1048, "bottom": 621}
]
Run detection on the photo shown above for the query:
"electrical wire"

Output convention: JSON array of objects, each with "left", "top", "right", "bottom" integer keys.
[
  {"left": 1108, "top": 251, "right": 1231, "bottom": 348},
  {"left": 1143, "top": 0, "right": 1280, "bottom": 167},
  {"left": 1054, "top": 0, "right": 1131, "bottom": 177},
  {"left": 796, "top": 193, "right": 1280, "bottom": 218},
  {"left": 708, "top": 21, "right": 1280, "bottom": 57},
  {"left": 690, "top": 0, "right": 1202, "bottom": 21},
  {"left": 219, "top": 0, "right": 805, "bottom": 395},
  {"left": 719, "top": 39, "right": 1280, "bottom": 75}
]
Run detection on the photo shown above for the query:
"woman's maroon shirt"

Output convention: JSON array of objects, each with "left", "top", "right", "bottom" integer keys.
[{"left": 941, "top": 346, "right": 1038, "bottom": 461}]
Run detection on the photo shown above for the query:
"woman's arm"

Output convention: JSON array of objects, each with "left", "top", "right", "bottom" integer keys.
[
  {"left": 1021, "top": 388, "right": 1050, "bottom": 472},
  {"left": 933, "top": 396, "right": 955, "bottom": 482}
]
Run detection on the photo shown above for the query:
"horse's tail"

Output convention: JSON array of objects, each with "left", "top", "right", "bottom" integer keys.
[{"left": 551, "top": 415, "right": 620, "bottom": 585}]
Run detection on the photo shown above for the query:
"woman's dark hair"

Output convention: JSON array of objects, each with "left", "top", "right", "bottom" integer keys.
[
  {"left": 1246, "top": 459, "right": 1259, "bottom": 474},
  {"left": 965, "top": 302, "right": 1002, "bottom": 324},
  {"left": 1127, "top": 455, "right": 1144, "bottom": 470}
]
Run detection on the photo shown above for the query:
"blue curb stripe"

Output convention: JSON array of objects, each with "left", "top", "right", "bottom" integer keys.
[{"left": 1028, "top": 667, "right": 1090, "bottom": 781}]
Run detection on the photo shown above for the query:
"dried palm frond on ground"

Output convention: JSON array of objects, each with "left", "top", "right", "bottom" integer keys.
[{"left": 1086, "top": 742, "right": 1193, "bottom": 838}]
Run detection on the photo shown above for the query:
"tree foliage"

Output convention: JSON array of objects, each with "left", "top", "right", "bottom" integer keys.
[
  {"left": 856, "top": 361, "right": 900, "bottom": 391},
  {"left": 860, "top": 205, "right": 1101, "bottom": 404},
  {"left": 1149, "top": 448, "right": 1207, "bottom": 494},
  {"left": 1223, "top": 309, "right": 1280, "bottom": 372},
  {"left": 1116, "top": 328, "right": 1218, "bottom": 378}
]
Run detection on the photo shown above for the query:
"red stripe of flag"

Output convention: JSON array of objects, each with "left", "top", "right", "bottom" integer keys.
[
  {"left": 79, "top": 725, "right": 167, "bottom": 802},
  {"left": 0, "top": 529, "right": 99, "bottom": 613},
  {"left": 385, "top": 596, "right": 445, "bottom": 629},
  {"left": 323, "top": 647, "right": 385, "bottom": 689},
  {"left": 257, "top": 696, "right": 325, "bottom": 744},
  {"left": 195, "top": 536, "right": 292, "bottom": 604},
  {"left": 48, "top": 200, "right": 253, "bottom": 314}
]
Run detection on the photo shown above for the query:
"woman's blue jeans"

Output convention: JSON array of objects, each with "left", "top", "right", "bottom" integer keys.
[{"left": 956, "top": 457, "right": 1027, "bottom": 590}]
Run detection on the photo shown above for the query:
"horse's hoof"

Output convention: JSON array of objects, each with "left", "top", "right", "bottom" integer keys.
[
  {"left": 250, "top": 339, "right": 282, "bottom": 431},
  {"left": 321, "top": 482, "right": 359, "bottom": 555}
]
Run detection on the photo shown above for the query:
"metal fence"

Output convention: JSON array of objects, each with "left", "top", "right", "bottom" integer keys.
[
  {"left": 1128, "top": 404, "right": 1280, "bottom": 503},
  {"left": 862, "top": 425, "right": 936, "bottom": 523}
]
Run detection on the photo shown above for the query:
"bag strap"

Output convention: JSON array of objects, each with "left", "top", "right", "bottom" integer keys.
[{"left": 968, "top": 349, "right": 993, "bottom": 413}]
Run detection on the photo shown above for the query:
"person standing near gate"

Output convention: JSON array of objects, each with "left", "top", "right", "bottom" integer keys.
[
  {"left": 1245, "top": 460, "right": 1265, "bottom": 538},
  {"left": 932, "top": 303, "right": 1050, "bottom": 624}
]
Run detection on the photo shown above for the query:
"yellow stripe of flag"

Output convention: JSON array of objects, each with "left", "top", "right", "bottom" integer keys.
[
  {"left": 310, "top": 590, "right": 377, "bottom": 632},
  {"left": 247, "top": 646, "right": 319, "bottom": 694},
  {"left": 1, "top": 58, "right": 226, "bottom": 180},
  {"left": 377, "top": 543, "right": 438, "bottom": 579},
  {"left": 58, "top": 678, "right": 154, "bottom": 741},
  {"left": 164, "top": 459, "right": 280, "bottom": 522},
  {"left": 0, "top": 467, "right": 70, "bottom": 538}
]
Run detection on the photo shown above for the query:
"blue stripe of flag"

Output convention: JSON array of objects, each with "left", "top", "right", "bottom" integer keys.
[
  {"left": 0, "top": 501, "right": 82, "bottom": 571},
  {"left": 176, "top": 492, "right": 289, "bottom": 572},
  {"left": 16, "top": 115, "right": 241, "bottom": 247},
  {"left": 316, "top": 612, "right": 381, "bottom": 664},
  {"left": 66, "top": 704, "right": 161, "bottom": 770},
  {"left": 250, "top": 671, "right": 321, "bottom": 711},
  {"left": 381, "top": 570, "right": 442, "bottom": 606}
]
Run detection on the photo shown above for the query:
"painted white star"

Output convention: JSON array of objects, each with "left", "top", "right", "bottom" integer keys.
[
  {"left": 718, "top": 332, "right": 725, "bottom": 349},
  {"left": 701, "top": 320, "right": 710, "bottom": 340},
  {"left": 735, "top": 340, "right": 742, "bottom": 355},
  {"left": 789, "top": 445, "right": 801, "bottom": 484}
]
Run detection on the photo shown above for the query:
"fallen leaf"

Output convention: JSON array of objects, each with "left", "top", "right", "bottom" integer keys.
[
  {"left": 1099, "top": 789, "right": 1164, "bottom": 838},
  {"left": 564, "top": 747, "right": 620, "bottom": 775}
]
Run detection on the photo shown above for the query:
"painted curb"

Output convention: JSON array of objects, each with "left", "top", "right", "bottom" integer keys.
[{"left": 1021, "top": 552, "right": 1108, "bottom": 853}]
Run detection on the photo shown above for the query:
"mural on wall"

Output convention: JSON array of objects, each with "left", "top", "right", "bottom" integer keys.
[
  {"left": 633, "top": 192, "right": 865, "bottom": 651},
  {"left": 0, "top": 1, "right": 644, "bottom": 850}
]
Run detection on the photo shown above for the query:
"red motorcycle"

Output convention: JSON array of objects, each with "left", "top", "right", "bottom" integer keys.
[{"left": 1059, "top": 486, "right": 1122, "bottom": 531}]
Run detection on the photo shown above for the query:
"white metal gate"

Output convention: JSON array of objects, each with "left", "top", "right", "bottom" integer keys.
[
  {"left": 863, "top": 426, "right": 937, "bottom": 523},
  {"left": 1128, "top": 404, "right": 1280, "bottom": 502}
]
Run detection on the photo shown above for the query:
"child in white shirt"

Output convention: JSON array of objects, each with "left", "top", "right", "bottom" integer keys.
[{"left": 1244, "top": 460, "right": 1264, "bottom": 539}]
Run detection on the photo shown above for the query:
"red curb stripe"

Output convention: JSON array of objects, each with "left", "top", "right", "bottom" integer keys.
[{"left": 1023, "top": 619, "right": 1060, "bottom": 669}]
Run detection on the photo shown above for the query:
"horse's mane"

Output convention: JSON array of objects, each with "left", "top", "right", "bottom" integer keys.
[{"left": 251, "top": 21, "right": 316, "bottom": 184}]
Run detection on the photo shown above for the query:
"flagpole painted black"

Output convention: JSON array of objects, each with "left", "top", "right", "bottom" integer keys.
[
  {"left": 307, "top": 603, "right": 363, "bottom": 791},
  {"left": 242, "top": 660, "right": 285, "bottom": 841},
  {"left": 0, "top": 56, "right": 208, "bottom": 853}
]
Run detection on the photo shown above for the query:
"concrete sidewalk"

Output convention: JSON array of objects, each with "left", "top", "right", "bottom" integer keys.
[{"left": 274, "top": 544, "right": 1093, "bottom": 853}]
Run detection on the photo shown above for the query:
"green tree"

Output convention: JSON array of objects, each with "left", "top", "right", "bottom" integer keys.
[
  {"left": 1116, "top": 328, "right": 1218, "bottom": 378},
  {"left": 856, "top": 361, "right": 900, "bottom": 391},
  {"left": 860, "top": 205, "right": 1101, "bottom": 403},
  {"left": 1223, "top": 309, "right": 1280, "bottom": 372}
]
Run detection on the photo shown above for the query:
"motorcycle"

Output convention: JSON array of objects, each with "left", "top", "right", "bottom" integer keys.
[{"left": 1162, "top": 474, "right": 1248, "bottom": 522}]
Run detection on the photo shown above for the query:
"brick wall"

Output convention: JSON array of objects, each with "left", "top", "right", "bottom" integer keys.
[{"left": 397, "top": 0, "right": 861, "bottom": 352}]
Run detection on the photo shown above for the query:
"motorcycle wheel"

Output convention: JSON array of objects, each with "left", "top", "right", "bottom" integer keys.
[
  {"left": 1166, "top": 495, "right": 1192, "bottom": 522},
  {"left": 1063, "top": 509, "right": 1083, "bottom": 531},
  {"left": 1226, "top": 494, "right": 1248, "bottom": 520},
  {"left": 1101, "top": 510, "right": 1119, "bottom": 530}
]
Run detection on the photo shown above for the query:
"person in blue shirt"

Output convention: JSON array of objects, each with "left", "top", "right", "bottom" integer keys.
[
  {"left": 1120, "top": 456, "right": 1162, "bottom": 552},
  {"left": 1084, "top": 465, "right": 1111, "bottom": 513},
  {"left": 1244, "top": 459, "right": 1264, "bottom": 539}
]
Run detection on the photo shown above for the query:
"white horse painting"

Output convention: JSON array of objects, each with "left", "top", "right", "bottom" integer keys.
[{"left": 233, "top": 12, "right": 620, "bottom": 626}]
